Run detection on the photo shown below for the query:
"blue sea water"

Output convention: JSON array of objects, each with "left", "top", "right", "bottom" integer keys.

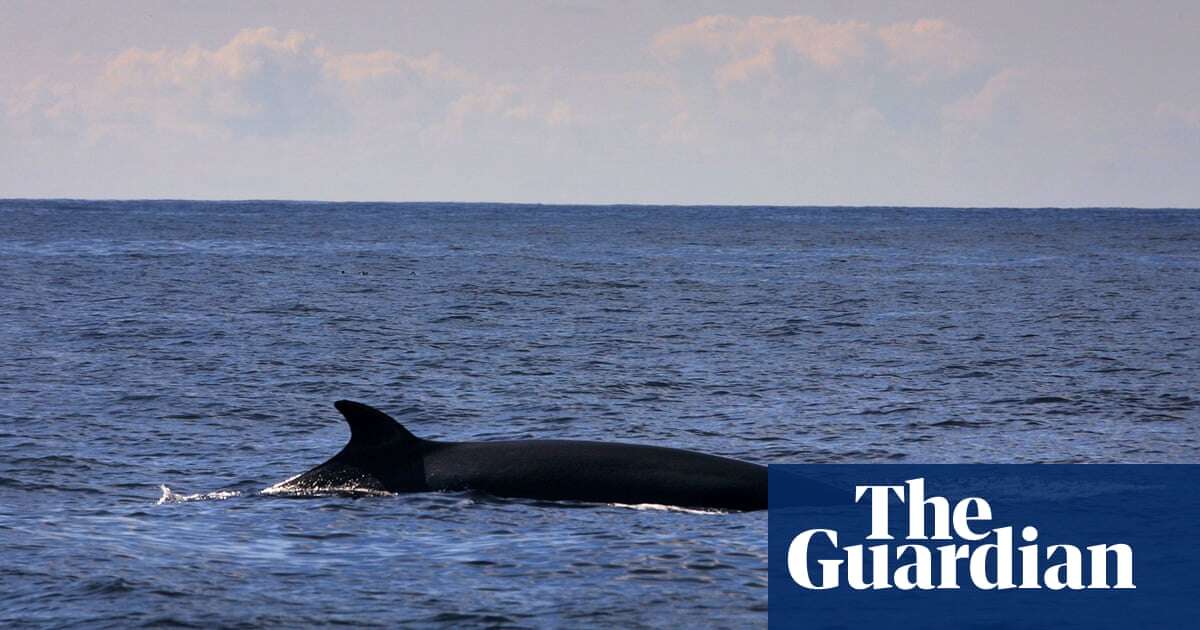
[{"left": 0, "top": 200, "right": 1197, "bottom": 627}]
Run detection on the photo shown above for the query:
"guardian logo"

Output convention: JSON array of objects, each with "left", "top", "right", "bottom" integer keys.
[
  {"left": 786, "top": 478, "right": 1135, "bottom": 591},
  {"left": 768, "top": 465, "right": 1199, "bottom": 628}
]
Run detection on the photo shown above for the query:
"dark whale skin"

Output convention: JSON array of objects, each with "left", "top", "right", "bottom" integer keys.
[{"left": 275, "top": 400, "right": 767, "bottom": 511}]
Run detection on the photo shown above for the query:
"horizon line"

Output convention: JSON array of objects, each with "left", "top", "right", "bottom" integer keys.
[{"left": 1, "top": 197, "right": 1196, "bottom": 211}]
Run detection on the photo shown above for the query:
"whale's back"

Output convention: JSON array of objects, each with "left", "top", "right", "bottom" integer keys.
[
  {"left": 274, "top": 401, "right": 768, "bottom": 511},
  {"left": 420, "top": 439, "right": 767, "bottom": 511}
]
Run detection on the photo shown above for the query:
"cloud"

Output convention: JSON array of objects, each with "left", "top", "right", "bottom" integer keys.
[
  {"left": 97, "top": 27, "right": 338, "bottom": 137},
  {"left": 942, "top": 68, "right": 1023, "bottom": 125},
  {"left": 406, "top": 73, "right": 583, "bottom": 146},
  {"left": 653, "top": 15, "right": 871, "bottom": 85},
  {"left": 3, "top": 79, "right": 86, "bottom": 139},
  {"left": 877, "top": 19, "right": 980, "bottom": 82},
  {"left": 442, "top": 83, "right": 521, "bottom": 131},
  {"left": 5, "top": 27, "right": 576, "bottom": 146},
  {"left": 652, "top": 14, "right": 979, "bottom": 86},
  {"left": 640, "top": 11, "right": 1011, "bottom": 183},
  {"left": 324, "top": 50, "right": 469, "bottom": 85}
]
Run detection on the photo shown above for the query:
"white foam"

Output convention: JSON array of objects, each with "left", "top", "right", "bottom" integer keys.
[
  {"left": 156, "top": 484, "right": 242, "bottom": 504},
  {"left": 259, "top": 472, "right": 394, "bottom": 497},
  {"left": 259, "top": 477, "right": 394, "bottom": 498},
  {"left": 259, "top": 486, "right": 395, "bottom": 497},
  {"left": 608, "top": 502, "right": 727, "bottom": 515},
  {"left": 258, "top": 473, "right": 303, "bottom": 495}
]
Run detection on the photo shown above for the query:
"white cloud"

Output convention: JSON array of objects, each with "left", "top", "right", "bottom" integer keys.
[
  {"left": 96, "top": 27, "right": 338, "bottom": 137},
  {"left": 6, "top": 27, "right": 575, "bottom": 146},
  {"left": 441, "top": 83, "right": 520, "bottom": 132},
  {"left": 325, "top": 50, "right": 469, "bottom": 85},
  {"left": 942, "top": 68, "right": 1023, "bottom": 125},
  {"left": 653, "top": 15, "right": 872, "bottom": 85},
  {"left": 878, "top": 19, "right": 980, "bottom": 82},
  {"left": 3, "top": 79, "right": 86, "bottom": 139},
  {"left": 653, "top": 14, "right": 979, "bottom": 87}
]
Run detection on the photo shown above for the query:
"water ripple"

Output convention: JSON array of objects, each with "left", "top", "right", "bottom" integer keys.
[{"left": 1, "top": 202, "right": 1198, "bottom": 626}]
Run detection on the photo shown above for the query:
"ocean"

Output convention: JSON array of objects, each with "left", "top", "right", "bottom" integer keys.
[{"left": 1, "top": 200, "right": 1197, "bottom": 627}]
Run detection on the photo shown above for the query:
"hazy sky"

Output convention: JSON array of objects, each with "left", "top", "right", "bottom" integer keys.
[{"left": 2, "top": 1, "right": 1198, "bottom": 206}]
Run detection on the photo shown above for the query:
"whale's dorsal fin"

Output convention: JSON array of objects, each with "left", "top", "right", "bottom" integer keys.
[{"left": 334, "top": 400, "right": 419, "bottom": 449}]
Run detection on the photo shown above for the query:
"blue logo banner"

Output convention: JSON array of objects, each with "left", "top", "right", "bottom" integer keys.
[{"left": 768, "top": 465, "right": 1200, "bottom": 629}]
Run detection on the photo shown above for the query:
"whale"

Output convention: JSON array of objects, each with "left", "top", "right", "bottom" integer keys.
[{"left": 268, "top": 400, "right": 768, "bottom": 511}]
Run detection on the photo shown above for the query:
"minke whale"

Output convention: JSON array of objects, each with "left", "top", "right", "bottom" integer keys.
[{"left": 268, "top": 400, "right": 767, "bottom": 511}]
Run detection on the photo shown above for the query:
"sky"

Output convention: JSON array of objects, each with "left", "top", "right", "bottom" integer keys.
[{"left": 2, "top": 1, "right": 1198, "bottom": 206}]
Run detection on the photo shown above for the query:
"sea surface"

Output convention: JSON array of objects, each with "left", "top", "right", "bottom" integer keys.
[{"left": 1, "top": 200, "right": 1197, "bottom": 627}]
